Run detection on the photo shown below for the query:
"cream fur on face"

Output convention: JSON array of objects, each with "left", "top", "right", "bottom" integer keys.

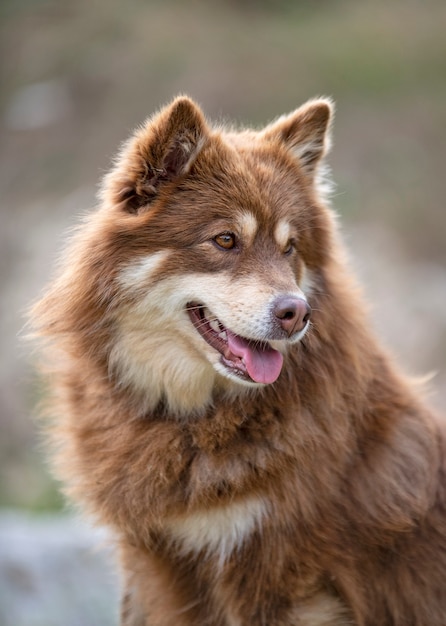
[{"left": 113, "top": 255, "right": 309, "bottom": 414}]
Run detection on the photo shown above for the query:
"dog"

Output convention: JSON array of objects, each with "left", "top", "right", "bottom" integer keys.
[{"left": 30, "top": 96, "right": 446, "bottom": 625}]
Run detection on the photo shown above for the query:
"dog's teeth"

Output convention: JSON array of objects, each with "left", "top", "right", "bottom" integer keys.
[
  {"left": 219, "top": 331, "right": 228, "bottom": 341},
  {"left": 209, "top": 319, "right": 220, "bottom": 333}
]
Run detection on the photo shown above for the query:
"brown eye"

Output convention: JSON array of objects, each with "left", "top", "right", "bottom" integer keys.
[
  {"left": 284, "top": 239, "right": 295, "bottom": 256},
  {"left": 213, "top": 232, "right": 236, "bottom": 250}
]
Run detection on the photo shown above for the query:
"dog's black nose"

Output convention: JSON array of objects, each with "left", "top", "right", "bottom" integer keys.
[{"left": 273, "top": 296, "right": 311, "bottom": 336}]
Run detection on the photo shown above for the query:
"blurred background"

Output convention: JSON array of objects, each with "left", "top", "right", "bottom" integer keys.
[{"left": 1, "top": 0, "right": 445, "bottom": 623}]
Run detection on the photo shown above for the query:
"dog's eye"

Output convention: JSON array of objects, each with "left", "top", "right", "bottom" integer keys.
[
  {"left": 213, "top": 232, "right": 236, "bottom": 250},
  {"left": 284, "top": 240, "right": 295, "bottom": 256}
]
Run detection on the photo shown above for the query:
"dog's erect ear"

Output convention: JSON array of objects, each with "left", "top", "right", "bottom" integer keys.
[
  {"left": 102, "top": 96, "right": 209, "bottom": 213},
  {"left": 263, "top": 98, "right": 334, "bottom": 176}
]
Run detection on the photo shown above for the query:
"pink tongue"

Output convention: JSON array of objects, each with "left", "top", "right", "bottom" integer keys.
[{"left": 226, "top": 331, "right": 284, "bottom": 384}]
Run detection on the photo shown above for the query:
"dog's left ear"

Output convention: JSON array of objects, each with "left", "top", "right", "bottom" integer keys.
[
  {"left": 101, "top": 96, "right": 209, "bottom": 213},
  {"left": 263, "top": 98, "right": 334, "bottom": 176}
]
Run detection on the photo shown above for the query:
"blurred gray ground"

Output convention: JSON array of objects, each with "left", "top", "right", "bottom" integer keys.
[{"left": 0, "top": 512, "right": 119, "bottom": 626}]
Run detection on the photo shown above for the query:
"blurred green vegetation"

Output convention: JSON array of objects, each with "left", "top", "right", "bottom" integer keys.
[{"left": 1, "top": 0, "right": 445, "bottom": 510}]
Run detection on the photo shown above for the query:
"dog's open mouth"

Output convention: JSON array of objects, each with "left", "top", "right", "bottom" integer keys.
[{"left": 187, "top": 303, "right": 284, "bottom": 384}]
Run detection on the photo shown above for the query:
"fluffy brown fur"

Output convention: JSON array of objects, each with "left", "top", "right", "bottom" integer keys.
[{"left": 29, "top": 96, "right": 446, "bottom": 625}]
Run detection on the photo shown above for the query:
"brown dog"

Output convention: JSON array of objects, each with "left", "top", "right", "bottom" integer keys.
[{"left": 30, "top": 96, "right": 446, "bottom": 625}]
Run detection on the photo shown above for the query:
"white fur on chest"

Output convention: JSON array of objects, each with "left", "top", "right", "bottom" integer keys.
[{"left": 164, "top": 497, "right": 267, "bottom": 565}]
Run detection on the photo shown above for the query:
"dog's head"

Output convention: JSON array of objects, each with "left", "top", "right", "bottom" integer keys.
[{"left": 34, "top": 96, "right": 335, "bottom": 414}]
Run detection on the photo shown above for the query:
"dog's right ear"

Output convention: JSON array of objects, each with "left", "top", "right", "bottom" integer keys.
[{"left": 101, "top": 96, "right": 209, "bottom": 213}]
